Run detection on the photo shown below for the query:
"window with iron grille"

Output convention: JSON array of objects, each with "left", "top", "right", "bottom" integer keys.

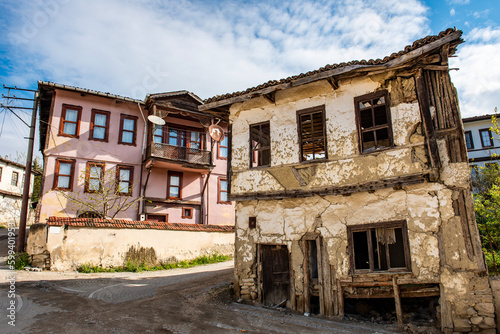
[
  {"left": 250, "top": 122, "right": 271, "bottom": 167},
  {"left": 355, "top": 90, "right": 393, "bottom": 153},
  {"left": 297, "top": 106, "right": 327, "bottom": 161}
]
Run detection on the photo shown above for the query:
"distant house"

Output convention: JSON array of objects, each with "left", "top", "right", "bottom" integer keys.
[
  {"left": 201, "top": 28, "right": 496, "bottom": 332},
  {"left": 462, "top": 114, "right": 500, "bottom": 167},
  {"left": 0, "top": 157, "right": 38, "bottom": 226},
  {"left": 36, "top": 82, "right": 234, "bottom": 225}
]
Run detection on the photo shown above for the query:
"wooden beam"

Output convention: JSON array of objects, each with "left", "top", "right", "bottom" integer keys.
[
  {"left": 303, "top": 240, "right": 310, "bottom": 315},
  {"left": 231, "top": 173, "right": 426, "bottom": 202},
  {"left": 393, "top": 277, "right": 403, "bottom": 325},
  {"left": 327, "top": 77, "right": 339, "bottom": 90},
  {"left": 337, "top": 279, "right": 344, "bottom": 317},
  {"left": 263, "top": 92, "right": 276, "bottom": 104}
]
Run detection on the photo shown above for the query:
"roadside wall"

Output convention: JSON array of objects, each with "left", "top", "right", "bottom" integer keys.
[{"left": 27, "top": 218, "right": 235, "bottom": 271}]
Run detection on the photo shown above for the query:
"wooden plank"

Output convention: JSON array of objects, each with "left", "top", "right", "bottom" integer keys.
[
  {"left": 463, "top": 189, "right": 487, "bottom": 271},
  {"left": 257, "top": 243, "right": 263, "bottom": 303},
  {"left": 457, "top": 190, "right": 475, "bottom": 260},
  {"left": 415, "top": 72, "right": 441, "bottom": 173},
  {"left": 321, "top": 243, "right": 334, "bottom": 316},
  {"left": 316, "top": 237, "right": 325, "bottom": 316},
  {"left": 290, "top": 243, "right": 297, "bottom": 311},
  {"left": 337, "top": 279, "right": 344, "bottom": 317},
  {"left": 303, "top": 240, "right": 310, "bottom": 314},
  {"left": 393, "top": 277, "right": 403, "bottom": 325}
]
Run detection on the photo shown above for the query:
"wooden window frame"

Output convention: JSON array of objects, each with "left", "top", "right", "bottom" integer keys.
[
  {"left": 53, "top": 159, "right": 75, "bottom": 191},
  {"left": 119, "top": 114, "right": 138, "bottom": 146},
  {"left": 116, "top": 165, "right": 134, "bottom": 196},
  {"left": 354, "top": 90, "right": 394, "bottom": 153},
  {"left": 58, "top": 104, "right": 82, "bottom": 138},
  {"left": 479, "top": 128, "right": 494, "bottom": 148},
  {"left": 218, "top": 134, "right": 228, "bottom": 160},
  {"left": 218, "top": 177, "right": 230, "bottom": 204},
  {"left": 297, "top": 106, "right": 328, "bottom": 162},
  {"left": 145, "top": 213, "right": 168, "bottom": 222},
  {"left": 11, "top": 171, "right": 19, "bottom": 186},
  {"left": 84, "top": 162, "right": 105, "bottom": 193},
  {"left": 152, "top": 123, "right": 205, "bottom": 149},
  {"left": 167, "top": 171, "right": 183, "bottom": 200},
  {"left": 348, "top": 221, "right": 411, "bottom": 274},
  {"left": 89, "top": 109, "right": 110, "bottom": 142},
  {"left": 250, "top": 122, "right": 271, "bottom": 167},
  {"left": 464, "top": 131, "right": 474, "bottom": 150},
  {"left": 182, "top": 207, "right": 193, "bottom": 219}
]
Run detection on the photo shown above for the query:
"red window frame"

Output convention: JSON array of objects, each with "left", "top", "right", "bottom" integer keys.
[
  {"left": 218, "top": 134, "right": 228, "bottom": 160},
  {"left": 84, "top": 162, "right": 105, "bottom": 193},
  {"left": 182, "top": 207, "right": 193, "bottom": 219},
  {"left": 119, "top": 114, "right": 138, "bottom": 145},
  {"left": 58, "top": 104, "right": 82, "bottom": 138},
  {"left": 116, "top": 165, "right": 134, "bottom": 196},
  {"left": 167, "top": 171, "right": 183, "bottom": 200},
  {"left": 218, "top": 177, "right": 230, "bottom": 204},
  {"left": 53, "top": 159, "right": 75, "bottom": 191},
  {"left": 89, "top": 109, "right": 110, "bottom": 142}
]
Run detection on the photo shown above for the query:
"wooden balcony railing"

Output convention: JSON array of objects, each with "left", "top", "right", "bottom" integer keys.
[{"left": 147, "top": 143, "right": 212, "bottom": 166}]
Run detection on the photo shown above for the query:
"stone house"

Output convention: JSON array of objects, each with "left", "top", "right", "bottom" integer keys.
[
  {"left": 37, "top": 82, "right": 234, "bottom": 225},
  {"left": 201, "top": 28, "right": 496, "bottom": 332}
]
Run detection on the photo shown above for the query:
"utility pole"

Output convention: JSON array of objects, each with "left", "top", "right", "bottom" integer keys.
[{"left": 1, "top": 85, "right": 38, "bottom": 252}]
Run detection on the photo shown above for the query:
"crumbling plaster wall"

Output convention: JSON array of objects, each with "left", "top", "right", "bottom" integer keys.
[{"left": 229, "top": 76, "right": 428, "bottom": 195}]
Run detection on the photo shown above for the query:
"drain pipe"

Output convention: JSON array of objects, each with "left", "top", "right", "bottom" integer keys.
[{"left": 137, "top": 102, "right": 148, "bottom": 220}]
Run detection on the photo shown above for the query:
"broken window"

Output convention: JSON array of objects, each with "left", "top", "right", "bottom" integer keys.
[
  {"left": 348, "top": 221, "right": 410, "bottom": 273},
  {"left": 250, "top": 122, "right": 271, "bottom": 167},
  {"left": 464, "top": 131, "right": 474, "bottom": 150},
  {"left": 355, "top": 90, "right": 393, "bottom": 153},
  {"left": 479, "top": 128, "right": 494, "bottom": 148},
  {"left": 297, "top": 106, "right": 327, "bottom": 161}
]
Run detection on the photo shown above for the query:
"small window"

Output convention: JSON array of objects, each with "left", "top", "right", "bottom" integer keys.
[
  {"left": 479, "top": 129, "right": 494, "bottom": 148},
  {"left": 297, "top": 106, "right": 327, "bottom": 161},
  {"left": 218, "top": 135, "right": 228, "bottom": 159},
  {"left": 85, "top": 162, "right": 104, "bottom": 193},
  {"left": 464, "top": 131, "right": 474, "bottom": 150},
  {"left": 250, "top": 122, "right": 271, "bottom": 167},
  {"left": 53, "top": 159, "right": 75, "bottom": 191},
  {"left": 146, "top": 214, "right": 167, "bottom": 222},
  {"left": 218, "top": 177, "right": 230, "bottom": 204},
  {"left": 167, "top": 171, "right": 182, "bottom": 200},
  {"left": 153, "top": 124, "right": 164, "bottom": 144},
  {"left": 119, "top": 114, "right": 138, "bottom": 145},
  {"left": 182, "top": 207, "right": 193, "bottom": 219},
  {"left": 11, "top": 171, "right": 19, "bottom": 186},
  {"left": 116, "top": 165, "right": 134, "bottom": 196},
  {"left": 58, "top": 104, "right": 82, "bottom": 137},
  {"left": 0, "top": 166, "right": 3, "bottom": 181},
  {"left": 90, "top": 109, "right": 110, "bottom": 141},
  {"left": 355, "top": 90, "right": 393, "bottom": 153},
  {"left": 348, "top": 221, "right": 410, "bottom": 273}
]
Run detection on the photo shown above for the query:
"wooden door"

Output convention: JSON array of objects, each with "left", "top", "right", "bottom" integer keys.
[{"left": 261, "top": 245, "right": 290, "bottom": 306}]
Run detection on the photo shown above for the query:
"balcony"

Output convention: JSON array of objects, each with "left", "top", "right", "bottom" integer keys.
[{"left": 146, "top": 143, "right": 212, "bottom": 168}]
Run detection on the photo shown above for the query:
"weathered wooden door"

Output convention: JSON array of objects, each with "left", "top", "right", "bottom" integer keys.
[{"left": 261, "top": 245, "right": 290, "bottom": 306}]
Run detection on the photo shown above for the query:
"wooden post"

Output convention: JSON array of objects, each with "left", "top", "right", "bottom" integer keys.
[
  {"left": 303, "top": 240, "right": 310, "bottom": 314},
  {"left": 393, "top": 276, "right": 403, "bottom": 325},
  {"left": 316, "top": 237, "right": 325, "bottom": 315},
  {"left": 337, "top": 279, "right": 344, "bottom": 317}
]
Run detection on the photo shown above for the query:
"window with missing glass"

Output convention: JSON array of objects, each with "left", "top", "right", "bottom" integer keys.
[
  {"left": 59, "top": 104, "right": 82, "bottom": 137},
  {"left": 355, "top": 90, "right": 393, "bottom": 153},
  {"left": 348, "top": 221, "right": 411, "bottom": 273},
  {"left": 250, "top": 122, "right": 271, "bottom": 167},
  {"left": 90, "top": 109, "right": 110, "bottom": 141},
  {"left": 297, "top": 106, "right": 327, "bottom": 162},
  {"left": 85, "top": 162, "right": 104, "bottom": 193}
]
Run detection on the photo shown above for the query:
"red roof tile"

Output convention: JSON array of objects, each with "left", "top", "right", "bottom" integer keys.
[{"left": 47, "top": 217, "right": 235, "bottom": 233}]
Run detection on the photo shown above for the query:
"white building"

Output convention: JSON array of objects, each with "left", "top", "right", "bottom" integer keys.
[
  {"left": 0, "top": 157, "right": 38, "bottom": 226},
  {"left": 462, "top": 114, "right": 500, "bottom": 167}
]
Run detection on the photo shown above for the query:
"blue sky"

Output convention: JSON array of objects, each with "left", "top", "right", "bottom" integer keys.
[{"left": 0, "top": 0, "right": 499, "bottom": 160}]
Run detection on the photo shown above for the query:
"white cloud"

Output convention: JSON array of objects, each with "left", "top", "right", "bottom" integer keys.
[
  {"left": 450, "top": 8, "right": 456, "bottom": 16},
  {"left": 450, "top": 27, "right": 500, "bottom": 117},
  {"left": 447, "top": 0, "right": 470, "bottom": 5}
]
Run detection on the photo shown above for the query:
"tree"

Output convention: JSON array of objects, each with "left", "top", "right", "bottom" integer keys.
[
  {"left": 473, "top": 107, "right": 500, "bottom": 273},
  {"left": 54, "top": 166, "right": 142, "bottom": 219}
]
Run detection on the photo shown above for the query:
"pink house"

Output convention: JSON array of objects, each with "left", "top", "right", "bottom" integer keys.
[{"left": 37, "top": 82, "right": 234, "bottom": 225}]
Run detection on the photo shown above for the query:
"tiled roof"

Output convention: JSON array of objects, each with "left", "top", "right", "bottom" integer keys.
[
  {"left": 47, "top": 217, "right": 235, "bottom": 233},
  {"left": 462, "top": 114, "right": 497, "bottom": 123},
  {"left": 204, "top": 28, "right": 462, "bottom": 104}
]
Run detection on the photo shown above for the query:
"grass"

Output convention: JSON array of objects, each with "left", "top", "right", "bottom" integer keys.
[
  {"left": 77, "top": 253, "right": 232, "bottom": 273},
  {"left": 14, "top": 252, "right": 30, "bottom": 270}
]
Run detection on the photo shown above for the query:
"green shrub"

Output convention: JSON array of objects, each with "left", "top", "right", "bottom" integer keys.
[{"left": 14, "top": 252, "right": 29, "bottom": 270}]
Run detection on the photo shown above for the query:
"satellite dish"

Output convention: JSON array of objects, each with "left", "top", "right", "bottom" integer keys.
[
  {"left": 209, "top": 124, "right": 225, "bottom": 142},
  {"left": 148, "top": 115, "right": 165, "bottom": 125}
]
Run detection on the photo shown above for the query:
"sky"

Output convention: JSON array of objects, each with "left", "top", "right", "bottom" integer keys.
[{"left": 0, "top": 0, "right": 499, "bottom": 161}]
